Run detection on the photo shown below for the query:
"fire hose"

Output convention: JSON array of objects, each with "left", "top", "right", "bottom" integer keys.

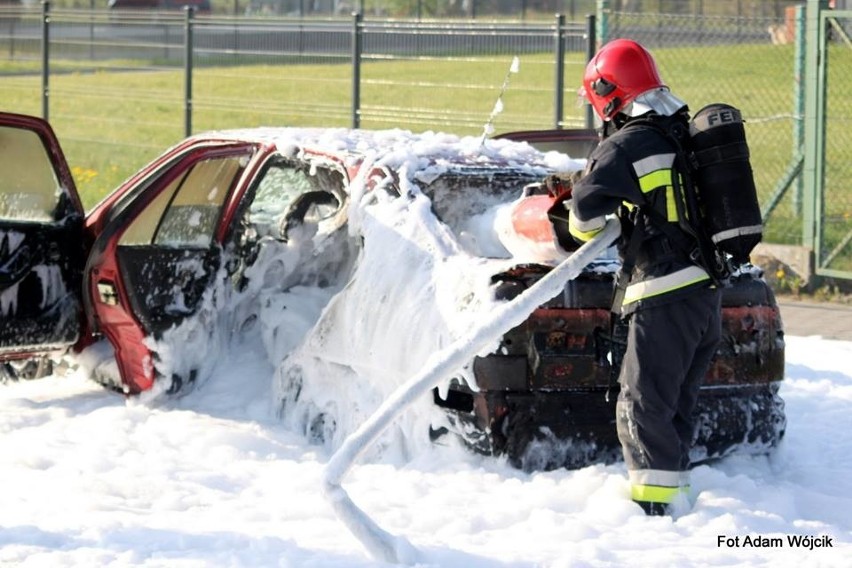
[{"left": 323, "top": 217, "right": 620, "bottom": 564}]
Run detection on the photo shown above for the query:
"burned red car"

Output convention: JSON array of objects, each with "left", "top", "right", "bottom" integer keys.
[
  {"left": 0, "top": 112, "right": 785, "bottom": 471},
  {"left": 2, "top": 113, "right": 369, "bottom": 394}
]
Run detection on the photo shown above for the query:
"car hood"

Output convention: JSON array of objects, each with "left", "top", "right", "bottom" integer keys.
[{"left": 197, "top": 126, "right": 588, "bottom": 178}]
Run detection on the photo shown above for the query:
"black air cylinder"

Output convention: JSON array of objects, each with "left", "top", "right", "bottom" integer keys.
[{"left": 689, "top": 104, "right": 763, "bottom": 264}]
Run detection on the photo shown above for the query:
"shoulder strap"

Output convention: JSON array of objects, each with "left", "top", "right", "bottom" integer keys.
[{"left": 624, "top": 116, "right": 731, "bottom": 286}]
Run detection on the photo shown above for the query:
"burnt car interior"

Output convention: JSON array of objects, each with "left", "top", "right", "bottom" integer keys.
[
  {"left": 232, "top": 157, "right": 350, "bottom": 293},
  {"left": 418, "top": 168, "right": 545, "bottom": 258},
  {"left": 278, "top": 190, "right": 341, "bottom": 241},
  {"left": 0, "top": 125, "right": 83, "bottom": 358},
  {"left": 237, "top": 159, "right": 345, "bottom": 242}
]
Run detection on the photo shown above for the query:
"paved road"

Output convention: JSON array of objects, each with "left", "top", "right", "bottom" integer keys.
[{"left": 777, "top": 299, "right": 852, "bottom": 341}]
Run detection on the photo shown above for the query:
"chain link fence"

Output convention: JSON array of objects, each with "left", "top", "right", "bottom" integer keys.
[
  {"left": 599, "top": 6, "right": 802, "bottom": 248},
  {"left": 237, "top": 0, "right": 795, "bottom": 20},
  {"left": 23, "top": 0, "right": 800, "bottom": 19},
  {"left": 821, "top": 10, "right": 852, "bottom": 274},
  {"left": 2, "top": 1, "right": 847, "bottom": 276},
  {"left": 599, "top": 1, "right": 852, "bottom": 278}
]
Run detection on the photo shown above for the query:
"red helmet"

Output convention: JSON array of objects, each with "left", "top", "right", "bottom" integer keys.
[{"left": 581, "top": 39, "right": 666, "bottom": 121}]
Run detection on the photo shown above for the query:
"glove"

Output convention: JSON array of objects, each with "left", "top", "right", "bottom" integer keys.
[
  {"left": 546, "top": 197, "right": 579, "bottom": 253},
  {"left": 543, "top": 172, "right": 580, "bottom": 200}
]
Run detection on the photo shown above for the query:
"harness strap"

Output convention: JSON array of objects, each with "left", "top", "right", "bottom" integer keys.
[
  {"left": 611, "top": 214, "right": 644, "bottom": 316},
  {"left": 606, "top": 214, "right": 646, "bottom": 401}
]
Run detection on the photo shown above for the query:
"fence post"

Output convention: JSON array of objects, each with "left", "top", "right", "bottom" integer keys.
[
  {"left": 352, "top": 12, "right": 362, "bottom": 129},
  {"left": 9, "top": 11, "right": 16, "bottom": 59},
  {"left": 597, "top": 0, "right": 609, "bottom": 45},
  {"left": 761, "top": 5, "right": 809, "bottom": 225},
  {"left": 801, "top": 0, "right": 829, "bottom": 251},
  {"left": 41, "top": 0, "right": 50, "bottom": 121},
  {"left": 792, "top": 4, "right": 806, "bottom": 215},
  {"left": 184, "top": 7, "right": 195, "bottom": 137},
  {"left": 584, "top": 13, "right": 596, "bottom": 130},
  {"left": 89, "top": 0, "right": 95, "bottom": 60},
  {"left": 554, "top": 14, "right": 565, "bottom": 129}
]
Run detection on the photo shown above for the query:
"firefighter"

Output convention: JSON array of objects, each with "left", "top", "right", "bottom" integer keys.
[{"left": 555, "top": 39, "right": 722, "bottom": 516}]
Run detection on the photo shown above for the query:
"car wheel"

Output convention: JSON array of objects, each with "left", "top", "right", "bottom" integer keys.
[{"left": 0, "top": 357, "right": 53, "bottom": 382}]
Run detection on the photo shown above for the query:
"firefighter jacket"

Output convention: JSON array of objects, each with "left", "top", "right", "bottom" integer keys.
[{"left": 568, "top": 113, "right": 712, "bottom": 314}]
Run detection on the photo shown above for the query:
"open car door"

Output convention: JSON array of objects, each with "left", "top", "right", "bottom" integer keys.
[
  {"left": 84, "top": 142, "right": 258, "bottom": 394},
  {"left": 0, "top": 112, "right": 85, "bottom": 375}
]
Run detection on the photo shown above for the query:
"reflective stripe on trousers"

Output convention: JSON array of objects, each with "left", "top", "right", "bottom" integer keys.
[{"left": 629, "top": 469, "right": 690, "bottom": 504}]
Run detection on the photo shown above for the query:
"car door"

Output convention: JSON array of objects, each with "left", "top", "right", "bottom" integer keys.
[
  {"left": 0, "top": 112, "right": 85, "bottom": 361},
  {"left": 84, "top": 142, "right": 259, "bottom": 394}
]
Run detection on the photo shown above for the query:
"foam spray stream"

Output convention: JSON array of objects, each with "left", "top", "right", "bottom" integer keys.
[
  {"left": 479, "top": 56, "right": 521, "bottom": 146},
  {"left": 323, "top": 218, "right": 620, "bottom": 564}
]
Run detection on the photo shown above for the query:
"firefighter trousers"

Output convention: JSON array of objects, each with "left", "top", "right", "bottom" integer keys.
[{"left": 615, "top": 286, "right": 722, "bottom": 506}]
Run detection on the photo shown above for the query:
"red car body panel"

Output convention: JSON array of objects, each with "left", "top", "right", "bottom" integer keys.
[{"left": 82, "top": 141, "right": 263, "bottom": 392}]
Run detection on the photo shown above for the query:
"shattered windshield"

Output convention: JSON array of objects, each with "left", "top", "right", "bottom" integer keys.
[{"left": 419, "top": 169, "right": 544, "bottom": 259}]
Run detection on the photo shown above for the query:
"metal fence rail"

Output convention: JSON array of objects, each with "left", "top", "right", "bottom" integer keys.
[
  {"left": 816, "top": 10, "right": 852, "bottom": 276},
  {"left": 0, "top": 5, "right": 593, "bottom": 206},
  {"left": 4, "top": 2, "right": 846, "bottom": 280},
  {"left": 356, "top": 17, "right": 588, "bottom": 130}
]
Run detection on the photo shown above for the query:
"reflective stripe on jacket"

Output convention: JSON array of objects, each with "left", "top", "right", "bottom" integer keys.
[
  {"left": 569, "top": 113, "right": 711, "bottom": 313},
  {"left": 623, "top": 265, "right": 710, "bottom": 307}
]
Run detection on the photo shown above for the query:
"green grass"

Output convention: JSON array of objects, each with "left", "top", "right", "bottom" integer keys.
[{"left": 1, "top": 41, "right": 850, "bottom": 272}]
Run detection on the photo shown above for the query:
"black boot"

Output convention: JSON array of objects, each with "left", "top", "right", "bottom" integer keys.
[{"left": 636, "top": 500, "right": 670, "bottom": 516}]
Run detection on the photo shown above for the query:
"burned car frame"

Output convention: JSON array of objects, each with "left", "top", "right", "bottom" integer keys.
[{"left": 0, "top": 112, "right": 785, "bottom": 471}]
